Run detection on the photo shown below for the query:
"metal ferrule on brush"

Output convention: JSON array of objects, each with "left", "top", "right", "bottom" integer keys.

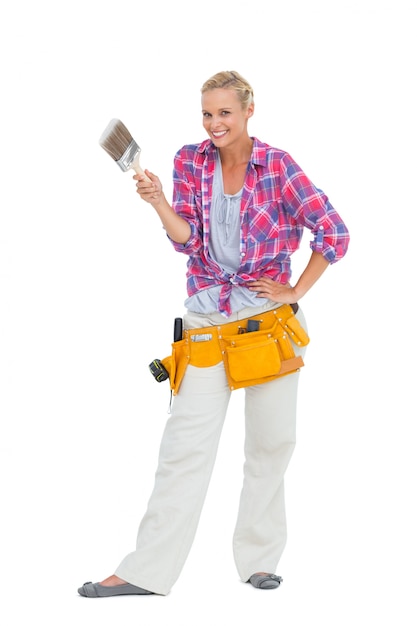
[{"left": 116, "top": 139, "right": 141, "bottom": 172}]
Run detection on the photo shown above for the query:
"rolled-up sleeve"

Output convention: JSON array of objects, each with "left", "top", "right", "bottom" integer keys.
[
  {"left": 168, "top": 150, "right": 203, "bottom": 255},
  {"left": 280, "top": 153, "right": 350, "bottom": 263}
]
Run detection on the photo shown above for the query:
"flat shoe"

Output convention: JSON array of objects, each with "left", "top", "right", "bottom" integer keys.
[
  {"left": 78, "top": 581, "right": 153, "bottom": 597},
  {"left": 248, "top": 573, "right": 283, "bottom": 589}
]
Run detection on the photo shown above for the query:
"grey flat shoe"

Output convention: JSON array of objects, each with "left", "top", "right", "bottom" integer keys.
[
  {"left": 78, "top": 581, "right": 153, "bottom": 597},
  {"left": 248, "top": 573, "right": 283, "bottom": 589}
]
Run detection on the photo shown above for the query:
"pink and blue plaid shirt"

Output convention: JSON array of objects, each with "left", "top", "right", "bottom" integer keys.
[{"left": 169, "top": 137, "right": 349, "bottom": 316}]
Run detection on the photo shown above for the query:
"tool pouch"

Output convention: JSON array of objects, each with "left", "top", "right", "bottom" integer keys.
[
  {"left": 160, "top": 339, "right": 187, "bottom": 397},
  {"left": 224, "top": 334, "right": 282, "bottom": 383},
  {"left": 161, "top": 305, "right": 309, "bottom": 394},
  {"left": 219, "top": 312, "right": 308, "bottom": 390}
]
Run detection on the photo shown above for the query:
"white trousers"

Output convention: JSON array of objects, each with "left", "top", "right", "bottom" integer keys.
[{"left": 116, "top": 304, "right": 307, "bottom": 595}]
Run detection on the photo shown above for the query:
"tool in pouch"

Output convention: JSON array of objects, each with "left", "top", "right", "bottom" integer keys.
[
  {"left": 149, "top": 318, "right": 183, "bottom": 382},
  {"left": 149, "top": 304, "right": 309, "bottom": 395}
]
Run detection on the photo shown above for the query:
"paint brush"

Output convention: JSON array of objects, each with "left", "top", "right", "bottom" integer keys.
[{"left": 99, "top": 118, "right": 151, "bottom": 180}]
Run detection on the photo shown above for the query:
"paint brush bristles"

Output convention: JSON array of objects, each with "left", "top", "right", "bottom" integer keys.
[
  {"left": 99, "top": 118, "right": 133, "bottom": 161},
  {"left": 99, "top": 118, "right": 150, "bottom": 179}
]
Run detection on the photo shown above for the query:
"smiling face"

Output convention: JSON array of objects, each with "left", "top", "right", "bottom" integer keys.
[{"left": 201, "top": 88, "right": 254, "bottom": 149}]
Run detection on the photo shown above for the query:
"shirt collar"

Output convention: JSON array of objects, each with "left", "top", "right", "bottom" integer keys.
[{"left": 198, "top": 137, "right": 267, "bottom": 169}]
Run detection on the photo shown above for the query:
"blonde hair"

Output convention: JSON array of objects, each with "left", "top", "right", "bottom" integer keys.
[{"left": 201, "top": 70, "right": 254, "bottom": 109}]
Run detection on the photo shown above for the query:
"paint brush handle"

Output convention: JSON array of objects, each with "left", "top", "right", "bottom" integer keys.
[{"left": 131, "top": 154, "right": 152, "bottom": 181}]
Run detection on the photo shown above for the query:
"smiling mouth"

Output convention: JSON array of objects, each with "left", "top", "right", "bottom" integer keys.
[{"left": 212, "top": 130, "right": 228, "bottom": 138}]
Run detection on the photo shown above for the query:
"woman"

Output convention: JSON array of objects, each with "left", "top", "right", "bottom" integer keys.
[{"left": 78, "top": 70, "right": 349, "bottom": 597}]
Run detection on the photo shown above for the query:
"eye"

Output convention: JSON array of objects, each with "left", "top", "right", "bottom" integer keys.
[
  {"left": 221, "top": 110, "right": 231, "bottom": 116},
  {"left": 202, "top": 112, "right": 212, "bottom": 118}
]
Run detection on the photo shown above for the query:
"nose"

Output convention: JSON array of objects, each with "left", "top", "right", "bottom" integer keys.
[{"left": 210, "top": 115, "right": 223, "bottom": 129}]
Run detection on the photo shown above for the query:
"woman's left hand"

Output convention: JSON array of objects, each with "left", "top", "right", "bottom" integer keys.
[{"left": 247, "top": 277, "right": 298, "bottom": 303}]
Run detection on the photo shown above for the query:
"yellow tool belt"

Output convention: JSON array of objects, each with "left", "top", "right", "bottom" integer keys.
[{"left": 161, "top": 304, "right": 309, "bottom": 394}]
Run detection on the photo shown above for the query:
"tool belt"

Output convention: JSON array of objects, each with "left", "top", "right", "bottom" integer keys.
[{"left": 160, "top": 304, "right": 309, "bottom": 395}]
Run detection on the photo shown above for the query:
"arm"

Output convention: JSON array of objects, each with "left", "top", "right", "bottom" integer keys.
[
  {"left": 134, "top": 170, "right": 191, "bottom": 244},
  {"left": 248, "top": 151, "right": 349, "bottom": 303},
  {"left": 248, "top": 251, "right": 330, "bottom": 303}
]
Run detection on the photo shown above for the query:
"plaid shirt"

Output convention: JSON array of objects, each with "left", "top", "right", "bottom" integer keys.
[{"left": 169, "top": 137, "right": 349, "bottom": 316}]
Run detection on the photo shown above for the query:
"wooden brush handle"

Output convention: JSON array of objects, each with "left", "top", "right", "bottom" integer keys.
[
  {"left": 131, "top": 155, "right": 152, "bottom": 181},
  {"left": 132, "top": 164, "right": 151, "bottom": 181}
]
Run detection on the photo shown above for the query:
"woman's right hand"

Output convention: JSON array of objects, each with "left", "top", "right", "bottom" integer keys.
[
  {"left": 133, "top": 169, "right": 163, "bottom": 205},
  {"left": 133, "top": 169, "right": 191, "bottom": 244}
]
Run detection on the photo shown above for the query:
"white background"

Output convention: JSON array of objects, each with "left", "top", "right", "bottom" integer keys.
[{"left": 1, "top": 1, "right": 416, "bottom": 624}]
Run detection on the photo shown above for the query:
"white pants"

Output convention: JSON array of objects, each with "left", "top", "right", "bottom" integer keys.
[{"left": 116, "top": 304, "right": 307, "bottom": 595}]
